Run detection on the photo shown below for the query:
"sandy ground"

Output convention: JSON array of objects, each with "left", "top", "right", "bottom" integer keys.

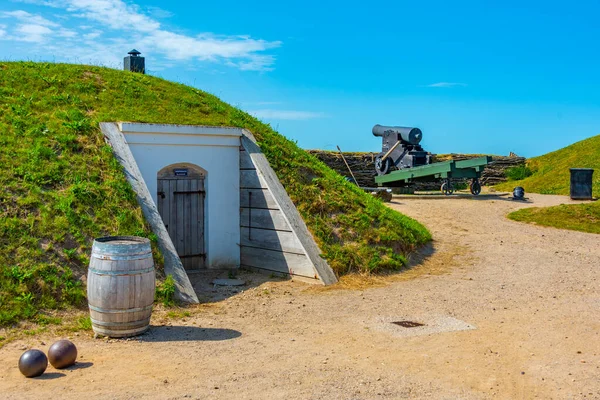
[{"left": 1, "top": 192, "right": 599, "bottom": 400}]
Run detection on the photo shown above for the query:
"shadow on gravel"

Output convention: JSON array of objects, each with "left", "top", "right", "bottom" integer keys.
[
  {"left": 140, "top": 326, "right": 242, "bottom": 342},
  {"left": 405, "top": 241, "right": 436, "bottom": 269},
  {"left": 189, "top": 269, "right": 288, "bottom": 304},
  {"left": 391, "top": 193, "right": 521, "bottom": 202},
  {"left": 67, "top": 362, "right": 93, "bottom": 370},
  {"left": 468, "top": 195, "right": 533, "bottom": 203},
  {"left": 33, "top": 372, "right": 66, "bottom": 380}
]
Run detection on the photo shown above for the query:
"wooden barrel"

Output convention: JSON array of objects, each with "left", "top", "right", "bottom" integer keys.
[{"left": 87, "top": 236, "right": 155, "bottom": 338}]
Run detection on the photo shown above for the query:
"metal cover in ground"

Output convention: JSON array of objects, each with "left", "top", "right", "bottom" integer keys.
[
  {"left": 212, "top": 279, "right": 246, "bottom": 286},
  {"left": 391, "top": 320, "right": 425, "bottom": 328},
  {"left": 372, "top": 315, "right": 475, "bottom": 338}
]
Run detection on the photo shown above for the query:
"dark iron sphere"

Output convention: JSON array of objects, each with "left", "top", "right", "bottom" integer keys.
[
  {"left": 18, "top": 349, "right": 48, "bottom": 378},
  {"left": 513, "top": 186, "right": 525, "bottom": 200},
  {"left": 48, "top": 339, "right": 77, "bottom": 369}
]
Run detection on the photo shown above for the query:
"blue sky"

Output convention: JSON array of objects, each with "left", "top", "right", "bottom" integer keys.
[{"left": 1, "top": 0, "right": 599, "bottom": 157}]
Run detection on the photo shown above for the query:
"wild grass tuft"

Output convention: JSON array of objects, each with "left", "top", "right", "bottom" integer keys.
[
  {"left": 155, "top": 275, "right": 177, "bottom": 307},
  {"left": 505, "top": 165, "right": 534, "bottom": 181}
]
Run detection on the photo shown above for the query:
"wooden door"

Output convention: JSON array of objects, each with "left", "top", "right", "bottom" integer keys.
[{"left": 157, "top": 171, "right": 206, "bottom": 270}]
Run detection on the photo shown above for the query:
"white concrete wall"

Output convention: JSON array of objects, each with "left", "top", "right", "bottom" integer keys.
[{"left": 118, "top": 123, "right": 242, "bottom": 269}]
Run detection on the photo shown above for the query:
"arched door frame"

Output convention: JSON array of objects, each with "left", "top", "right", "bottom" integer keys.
[{"left": 156, "top": 163, "right": 207, "bottom": 270}]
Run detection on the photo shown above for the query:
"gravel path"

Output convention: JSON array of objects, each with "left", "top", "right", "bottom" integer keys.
[{"left": 1, "top": 193, "right": 598, "bottom": 399}]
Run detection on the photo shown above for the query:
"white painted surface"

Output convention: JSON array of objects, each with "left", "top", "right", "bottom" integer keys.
[{"left": 120, "top": 123, "right": 243, "bottom": 269}]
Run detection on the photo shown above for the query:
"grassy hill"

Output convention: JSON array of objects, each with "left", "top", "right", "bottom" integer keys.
[
  {"left": 498, "top": 135, "right": 600, "bottom": 234},
  {"left": 508, "top": 203, "right": 599, "bottom": 234},
  {"left": 496, "top": 134, "right": 600, "bottom": 195},
  {"left": 0, "top": 62, "right": 430, "bottom": 327}
]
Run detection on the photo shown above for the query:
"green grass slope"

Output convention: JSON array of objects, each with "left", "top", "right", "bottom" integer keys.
[
  {"left": 0, "top": 62, "right": 430, "bottom": 327},
  {"left": 508, "top": 203, "right": 599, "bottom": 234},
  {"left": 496, "top": 134, "right": 600, "bottom": 195},
  {"left": 499, "top": 135, "right": 600, "bottom": 234}
]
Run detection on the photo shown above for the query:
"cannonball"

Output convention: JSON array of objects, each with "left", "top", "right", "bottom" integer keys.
[
  {"left": 513, "top": 186, "right": 525, "bottom": 200},
  {"left": 18, "top": 349, "right": 48, "bottom": 378},
  {"left": 48, "top": 339, "right": 77, "bottom": 369}
]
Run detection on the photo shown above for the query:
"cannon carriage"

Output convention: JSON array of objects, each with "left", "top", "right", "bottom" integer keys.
[{"left": 372, "top": 125, "right": 490, "bottom": 195}]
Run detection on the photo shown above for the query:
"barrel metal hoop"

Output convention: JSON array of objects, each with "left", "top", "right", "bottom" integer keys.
[
  {"left": 94, "top": 235, "right": 150, "bottom": 244},
  {"left": 91, "top": 251, "right": 152, "bottom": 261},
  {"left": 92, "top": 325, "right": 149, "bottom": 337},
  {"left": 88, "top": 266, "right": 155, "bottom": 276},
  {"left": 89, "top": 304, "right": 153, "bottom": 314},
  {"left": 91, "top": 317, "right": 151, "bottom": 327}
]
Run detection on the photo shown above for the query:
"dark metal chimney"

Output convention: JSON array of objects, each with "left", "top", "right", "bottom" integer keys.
[{"left": 124, "top": 49, "right": 145, "bottom": 74}]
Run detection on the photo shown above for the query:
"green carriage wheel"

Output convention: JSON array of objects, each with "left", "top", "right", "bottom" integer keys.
[
  {"left": 440, "top": 179, "right": 453, "bottom": 196},
  {"left": 470, "top": 179, "right": 482, "bottom": 195}
]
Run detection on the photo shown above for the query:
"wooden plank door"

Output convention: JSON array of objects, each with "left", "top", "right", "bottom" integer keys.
[{"left": 157, "top": 178, "right": 205, "bottom": 270}]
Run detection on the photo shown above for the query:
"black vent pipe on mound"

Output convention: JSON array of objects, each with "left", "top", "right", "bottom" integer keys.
[{"left": 124, "top": 49, "right": 145, "bottom": 74}]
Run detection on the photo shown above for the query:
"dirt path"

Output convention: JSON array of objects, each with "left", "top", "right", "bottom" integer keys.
[{"left": 1, "top": 193, "right": 599, "bottom": 399}]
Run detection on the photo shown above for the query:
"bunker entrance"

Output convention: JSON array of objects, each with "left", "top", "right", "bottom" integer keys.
[{"left": 157, "top": 163, "right": 206, "bottom": 270}]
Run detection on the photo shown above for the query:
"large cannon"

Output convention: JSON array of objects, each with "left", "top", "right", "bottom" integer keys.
[
  {"left": 372, "top": 124, "right": 491, "bottom": 195},
  {"left": 372, "top": 125, "right": 432, "bottom": 175}
]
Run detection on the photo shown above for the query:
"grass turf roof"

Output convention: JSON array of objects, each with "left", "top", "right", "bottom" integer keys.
[
  {"left": 498, "top": 134, "right": 600, "bottom": 234},
  {"left": 0, "top": 61, "right": 431, "bottom": 326}
]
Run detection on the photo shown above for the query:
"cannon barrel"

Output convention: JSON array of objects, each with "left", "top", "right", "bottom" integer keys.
[{"left": 372, "top": 125, "right": 423, "bottom": 145}]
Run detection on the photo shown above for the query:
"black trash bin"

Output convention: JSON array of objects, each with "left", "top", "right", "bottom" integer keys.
[{"left": 570, "top": 168, "right": 594, "bottom": 200}]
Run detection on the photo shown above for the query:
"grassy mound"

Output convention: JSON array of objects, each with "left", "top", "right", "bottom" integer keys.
[
  {"left": 0, "top": 62, "right": 430, "bottom": 327},
  {"left": 508, "top": 203, "right": 599, "bottom": 234},
  {"left": 499, "top": 135, "right": 600, "bottom": 234},
  {"left": 496, "top": 134, "right": 600, "bottom": 195}
]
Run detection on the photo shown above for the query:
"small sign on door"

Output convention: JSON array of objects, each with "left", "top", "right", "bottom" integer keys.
[{"left": 173, "top": 168, "right": 188, "bottom": 177}]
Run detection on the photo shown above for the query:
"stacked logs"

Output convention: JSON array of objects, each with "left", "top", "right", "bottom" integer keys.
[
  {"left": 307, "top": 150, "right": 526, "bottom": 188},
  {"left": 308, "top": 151, "right": 378, "bottom": 187},
  {"left": 434, "top": 154, "right": 527, "bottom": 186}
]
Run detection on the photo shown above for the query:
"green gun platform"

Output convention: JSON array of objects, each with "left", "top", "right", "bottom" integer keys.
[{"left": 375, "top": 156, "right": 492, "bottom": 195}]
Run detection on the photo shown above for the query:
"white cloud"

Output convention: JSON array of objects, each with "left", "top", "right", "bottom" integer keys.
[
  {"left": 56, "top": 28, "right": 77, "bottom": 37},
  {"left": 2, "top": 1, "right": 281, "bottom": 71},
  {"left": 146, "top": 6, "right": 173, "bottom": 19},
  {"left": 16, "top": 24, "right": 53, "bottom": 42},
  {"left": 236, "top": 54, "right": 277, "bottom": 71},
  {"left": 139, "top": 30, "right": 280, "bottom": 63},
  {"left": 13, "top": 0, "right": 59, "bottom": 5},
  {"left": 2, "top": 10, "right": 59, "bottom": 27},
  {"left": 0, "top": 29, "right": 5, "bottom": 39},
  {"left": 426, "top": 82, "right": 467, "bottom": 88},
  {"left": 82, "top": 30, "right": 101, "bottom": 40},
  {"left": 63, "top": 0, "right": 161, "bottom": 32},
  {"left": 249, "top": 109, "right": 326, "bottom": 120}
]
